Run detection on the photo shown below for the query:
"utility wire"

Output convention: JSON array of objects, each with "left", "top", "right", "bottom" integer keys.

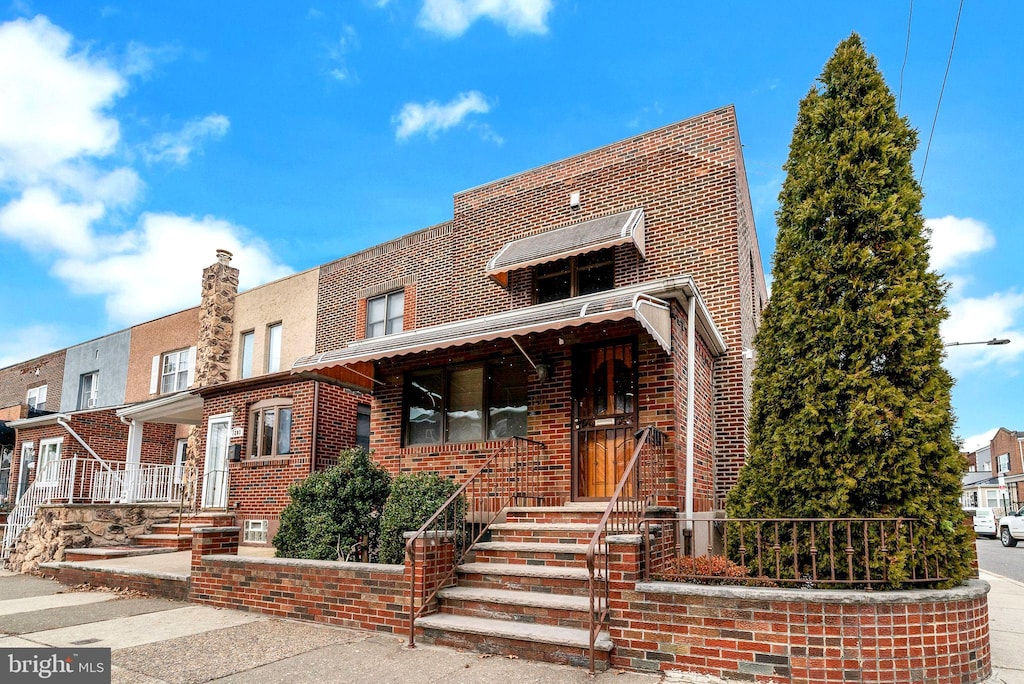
[
  {"left": 897, "top": 0, "right": 913, "bottom": 114},
  {"left": 919, "top": 0, "right": 964, "bottom": 185}
]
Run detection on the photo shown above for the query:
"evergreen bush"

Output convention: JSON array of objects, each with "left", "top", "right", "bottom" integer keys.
[
  {"left": 725, "top": 34, "right": 974, "bottom": 588},
  {"left": 378, "top": 471, "right": 462, "bottom": 565},
  {"left": 273, "top": 448, "right": 391, "bottom": 561}
]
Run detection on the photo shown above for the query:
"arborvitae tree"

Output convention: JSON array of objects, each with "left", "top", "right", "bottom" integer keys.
[{"left": 725, "top": 34, "right": 974, "bottom": 587}]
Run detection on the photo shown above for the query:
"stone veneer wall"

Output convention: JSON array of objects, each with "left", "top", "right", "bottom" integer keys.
[{"left": 6, "top": 503, "right": 178, "bottom": 573}]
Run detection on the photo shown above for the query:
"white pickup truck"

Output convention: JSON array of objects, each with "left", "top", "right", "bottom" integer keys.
[{"left": 998, "top": 505, "right": 1024, "bottom": 547}]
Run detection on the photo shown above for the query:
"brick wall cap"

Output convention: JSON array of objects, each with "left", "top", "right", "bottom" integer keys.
[
  {"left": 634, "top": 578, "right": 990, "bottom": 605},
  {"left": 606, "top": 534, "right": 643, "bottom": 545},
  {"left": 202, "top": 554, "right": 405, "bottom": 574},
  {"left": 193, "top": 526, "right": 242, "bottom": 534},
  {"left": 39, "top": 561, "right": 189, "bottom": 582}
]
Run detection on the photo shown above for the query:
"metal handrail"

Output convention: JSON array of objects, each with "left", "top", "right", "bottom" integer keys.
[
  {"left": 585, "top": 426, "right": 666, "bottom": 673},
  {"left": 406, "top": 436, "right": 546, "bottom": 648}
]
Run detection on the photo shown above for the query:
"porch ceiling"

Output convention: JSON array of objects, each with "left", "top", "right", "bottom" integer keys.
[
  {"left": 292, "top": 276, "right": 726, "bottom": 387},
  {"left": 115, "top": 391, "right": 204, "bottom": 425},
  {"left": 485, "top": 208, "right": 645, "bottom": 287}
]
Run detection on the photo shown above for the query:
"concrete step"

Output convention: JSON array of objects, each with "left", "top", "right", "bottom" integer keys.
[
  {"left": 470, "top": 541, "right": 602, "bottom": 569},
  {"left": 415, "top": 613, "right": 611, "bottom": 670},
  {"left": 505, "top": 504, "right": 609, "bottom": 525},
  {"left": 63, "top": 547, "right": 178, "bottom": 562},
  {"left": 436, "top": 586, "right": 604, "bottom": 630},
  {"left": 457, "top": 562, "right": 593, "bottom": 596}
]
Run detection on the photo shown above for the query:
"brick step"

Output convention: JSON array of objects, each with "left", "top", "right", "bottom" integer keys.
[
  {"left": 505, "top": 504, "right": 608, "bottom": 525},
  {"left": 415, "top": 613, "right": 611, "bottom": 670},
  {"left": 488, "top": 522, "right": 599, "bottom": 545},
  {"left": 437, "top": 586, "right": 602, "bottom": 630},
  {"left": 456, "top": 562, "right": 592, "bottom": 596},
  {"left": 132, "top": 534, "right": 193, "bottom": 550},
  {"left": 470, "top": 541, "right": 603, "bottom": 568}
]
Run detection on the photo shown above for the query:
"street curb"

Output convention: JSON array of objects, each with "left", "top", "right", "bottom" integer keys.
[{"left": 979, "top": 570, "right": 1024, "bottom": 590}]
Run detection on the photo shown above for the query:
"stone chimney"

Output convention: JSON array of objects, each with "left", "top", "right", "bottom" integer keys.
[{"left": 194, "top": 249, "right": 238, "bottom": 388}]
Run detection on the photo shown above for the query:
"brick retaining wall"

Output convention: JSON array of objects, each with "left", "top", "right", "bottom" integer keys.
[
  {"left": 38, "top": 563, "right": 189, "bottom": 600},
  {"left": 189, "top": 527, "right": 408, "bottom": 633}
]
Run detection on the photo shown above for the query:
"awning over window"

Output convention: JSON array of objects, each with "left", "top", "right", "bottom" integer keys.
[
  {"left": 485, "top": 208, "right": 645, "bottom": 287},
  {"left": 292, "top": 277, "right": 726, "bottom": 392}
]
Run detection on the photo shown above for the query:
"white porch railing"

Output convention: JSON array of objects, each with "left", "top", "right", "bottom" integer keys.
[{"left": 1, "top": 458, "right": 221, "bottom": 560}]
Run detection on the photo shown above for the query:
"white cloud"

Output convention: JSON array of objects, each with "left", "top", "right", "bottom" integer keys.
[
  {"left": 960, "top": 428, "right": 998, "bottom": 453},
  {"left": 942, "top": 291, "right": 1024, "bottom": 373},
  {"left": 417, "top": 0, "right": 552, "bottom": 37},
  {"left": 121, "top": 41, "right": 182, "bottom": 79},
  {"left": 394, "top": 91, "right": 494, "bottom": 141},
  {"left": 0, "top": 16, "right": 125, "bottom": 183},
  {"left": 0, "top": 324, "right": 69, "bottom": 369},
  {"left": 926, "top": 215, "right": 995, "bottom": 273},
  {"left": 143, "top": 114, "right": 230, "bottom": 165},
  {"left": 52, "top": 212, "right": 292, "bottom": 324},
  {"left": 0, "top": 187, "right": 105, "bottom": 257}
]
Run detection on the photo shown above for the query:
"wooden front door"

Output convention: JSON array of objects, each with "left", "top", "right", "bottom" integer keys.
[{"left": 572, "top": 340, "right": 638, "bottom": 499}]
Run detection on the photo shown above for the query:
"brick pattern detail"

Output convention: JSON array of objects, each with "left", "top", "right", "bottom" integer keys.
[
  {"left": 196, "top": 378, "right": 363, "bottom": 524},
  {"left": 607, "top": 555, "right": 991, "bottom": 682},
  {"left": 190, "top": 527, "right": 408, "bottom": 632},
  {"left": 0, "top": 349, "right": 66, "bottom": 414},
  {"left": 315, "top": 107, "right": 768, "bottom": 509}
]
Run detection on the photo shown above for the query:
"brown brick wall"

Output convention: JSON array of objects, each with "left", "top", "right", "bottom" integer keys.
[
  {"left": 316, "top": 107, "right": 764, "bottom": 507},
  {"left": 0, "top": 349, "right": 66, "bottom": 414},
  {"left": 990, "top": 428, "right": 1024, "bottom": 505}
]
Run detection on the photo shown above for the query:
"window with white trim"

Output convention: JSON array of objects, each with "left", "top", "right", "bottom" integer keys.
[
  {"left": 249, "top": 398, "right": 293, "bottom": 458},
  {"left": 26, "top": 385, "right": 47, "bottom": 411},
  {"left": 997, "top": 453, "right": 1011, "bottom": 474},
  {"left": 161, "top": 349, "right": 191, "bottom": 394},
  {"left": 79, "top": 372, "right": 98, "bottom": 409},
  {"left": 243, "top": 519, "right": 268, "bottom": 543},
  {"left": 266, "top": 323, "right": 282, "bottom": 373},
  {"left": 366, "top": 291, "right": 404, "bottom": 338},
  {"left": 36, "top": 437, "right": 63, "bottom": 485}
]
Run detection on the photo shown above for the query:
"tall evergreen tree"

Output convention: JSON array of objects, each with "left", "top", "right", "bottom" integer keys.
[{"left": 726, "top": 34, "right": 974, "bottom": 586}]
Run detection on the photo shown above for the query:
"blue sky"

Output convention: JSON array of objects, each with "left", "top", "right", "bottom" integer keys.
[{"left": 0, "top": 1, "right": 1020, "bottom": 449}]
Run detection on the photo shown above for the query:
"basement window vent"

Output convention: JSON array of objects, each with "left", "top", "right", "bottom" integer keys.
[{"left": 243, "top": 520, "right": 268, "bottom": 544}]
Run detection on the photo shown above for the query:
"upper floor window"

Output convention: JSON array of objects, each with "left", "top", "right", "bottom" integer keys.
[
  {"left": 250, "top": 398, "right": 293, "bottom": 458},
  {"left": 404, "top": 358, "right": 528, "bottom": 446},
  {"left": 26, "top": 385, "right": 47, "bottom": 411},
  {"left": 266, "top": 323, "right": 282, "bottom": 373},
  {"left": 534, "top": 249, "right": 614, "bottom": 304},
  {"left": 79, "top": 372, "right": 98, "bottom": 409},
  {"left": 367, "top": 291, "right": 404, "bottom": 338},
  {"left": 161, "top": 349, "right": 191, "bottom": 394},
  {"left": 997, "top": 453, "right": 1011, "bottom": 474},
  {"left": 240, "top": 331, "right": 255, "bottom": 379}
]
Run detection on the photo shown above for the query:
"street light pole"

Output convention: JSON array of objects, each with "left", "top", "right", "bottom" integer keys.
[{"left": 945, "top": 338, "right": 1011, "bottom": 347}]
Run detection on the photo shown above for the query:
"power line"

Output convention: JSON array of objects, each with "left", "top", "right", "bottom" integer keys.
[
  {"left": 897, "top": 0, "right": 913, "bottom": 115},
  {"left": 919, "top": 0, "right": 964, "bottom": 185}
]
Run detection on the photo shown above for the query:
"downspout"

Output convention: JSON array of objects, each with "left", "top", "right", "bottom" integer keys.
[
  {"left": 311, "top": 380, "right": 320, "bottom": 474},
  {"left": 685, "top": 295, "right": 696, "bottom": 525}
]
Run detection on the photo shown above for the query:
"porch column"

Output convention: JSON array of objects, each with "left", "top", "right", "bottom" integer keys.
[{"left": 123, "top": 418, "right": 143, "bottom": 503}]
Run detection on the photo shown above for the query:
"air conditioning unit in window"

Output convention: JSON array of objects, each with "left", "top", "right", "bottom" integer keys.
[{"left": 87, "top": 397, "right": 97, "bottom": 408}]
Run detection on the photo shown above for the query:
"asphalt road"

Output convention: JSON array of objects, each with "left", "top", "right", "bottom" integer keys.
[{"left": 976, "top": 535, "right": 1024, "bottom": 583}]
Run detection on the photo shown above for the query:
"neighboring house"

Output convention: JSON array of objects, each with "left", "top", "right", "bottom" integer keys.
[
  {"left": 962, "top": 428, "right": 1024, "bottom": 513},
  {"left": 59, "top": 331, "right": 131, "bottom": 412},
  {"left": 297, "top": 105, "right": 767, "bottom": 513}
]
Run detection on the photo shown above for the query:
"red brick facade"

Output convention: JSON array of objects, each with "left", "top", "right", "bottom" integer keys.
[
  {"left": 315, "top": 107, "right": 766, "bottom": 509},
  {"left": 989, "top": 428, "right": 1024, "bottom": 506},
  {"left": 0, "top": 349, "right": 66, "bottom": 416},
  {"left": 195, "top": 376, "right": 366, "bottom": 542}
]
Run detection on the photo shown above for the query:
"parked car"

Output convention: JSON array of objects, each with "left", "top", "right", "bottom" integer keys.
[
  {"left": 998, "top": 505, "right": 1024, "bottom": 547},
  {"left": 969, "top": 507, "right": 998, "bottom": 538}
]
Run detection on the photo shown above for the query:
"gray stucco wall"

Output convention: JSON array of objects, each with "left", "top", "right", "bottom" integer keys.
[{"left": 59, "top": 330, "right": 131, "bottom": 412}]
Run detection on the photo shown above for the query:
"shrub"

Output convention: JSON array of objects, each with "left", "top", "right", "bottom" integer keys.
[
  {"left": 273, "top": 448, "right": 391, "bottom": 561},
  {"left": 378, "top": 471, "right": 461, "bottom": 565},
  {"left": 655, "top": 555, "right": 775, "bottom": 587}
]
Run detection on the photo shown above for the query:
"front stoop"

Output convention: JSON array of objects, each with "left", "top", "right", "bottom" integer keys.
[
  {"left": 132, "top": 513, "right": 236, "bottom": 550},
  {"left": 414, "top": 503, "right": 614, "bottom": 670}
]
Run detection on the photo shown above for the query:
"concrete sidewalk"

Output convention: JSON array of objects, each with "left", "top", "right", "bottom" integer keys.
[{"left": 1, "top": 567, "right": 1018, "bottom": 683}]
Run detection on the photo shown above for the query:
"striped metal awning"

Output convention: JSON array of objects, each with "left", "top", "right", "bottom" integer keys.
[
  {"left": 485, "top": 208, "right": 645, "bottom": 287},
  {"left": 291, "top": 278, "right": 698, "bottom": 392}
]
